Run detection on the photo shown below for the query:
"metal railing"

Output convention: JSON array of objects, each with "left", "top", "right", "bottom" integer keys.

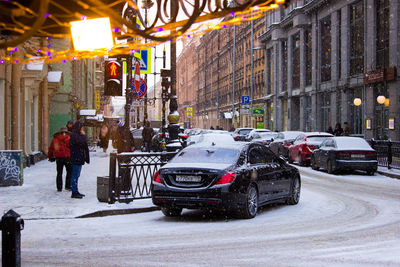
[
  {"left": 107, "top": 151, "right": 178, "bottom": 203},
  {"left": 369, "top": 139, "right": 400, "bottom": 169}
]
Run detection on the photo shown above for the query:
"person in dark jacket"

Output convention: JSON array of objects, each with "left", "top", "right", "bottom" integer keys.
[
  {"left": 333, "top": 123, "right": 343, "bottom": 136},
  {"left": 66, "top": 120, "right": 74, "bottom": 132},
  {"left": 48, "top": 126, "right": 72, "bottom": 192},
  {"left": 115, "top": 121, "right": 134, "bottom": 153},
  {"left": 98, "top": 124, "right": 110, "bottom": 152},
  {"left": 69, "top": 121, "right": 90, "bottom": 199},
  {"left": 142, "top": 121, "right": 154, "bottom": 152}
]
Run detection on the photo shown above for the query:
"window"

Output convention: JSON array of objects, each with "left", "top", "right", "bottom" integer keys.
[
  {"left": 320, "top": 92, "right": 331, "bottom": 132},
  {"left": 350, "top": 1, "right": 364, "bottom": 75},
  {"left": 249, "top": 147, "right": 265, "bottom": 164},
  {"left": 267, "top": 48, "right": 274, "bottom": 94},
  {"left": 349, "top": 87, "right": 363, "bottom": 135},
  {"left": 376, "top": 0, "right": 390, "bottom": 69},
  {"left": 320, "top": 16, "right": 331, "bottom": 82},
  {"left": 305, "top": 26, "right": 312, "bottom": 86},
  {"left": 282, "top": 39, "right": 288, "bottom": 92},
  {"left": 337, "top": 10, "right": 342, "bottom": 78},
  {"left": 292, "top": 33, "right": 300, "bottom": 89}
]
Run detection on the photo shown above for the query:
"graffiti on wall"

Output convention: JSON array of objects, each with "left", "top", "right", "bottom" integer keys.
[{"left": 0, "top": 150, "right": 23, "bottom": 186}]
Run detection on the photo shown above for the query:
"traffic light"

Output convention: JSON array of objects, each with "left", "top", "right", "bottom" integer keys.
[
  {"left": 161, "top": 69, "right": 171, "bottom": 100},
  {"left": 104, "top": 60, "right": 123, "bottom": 96}
]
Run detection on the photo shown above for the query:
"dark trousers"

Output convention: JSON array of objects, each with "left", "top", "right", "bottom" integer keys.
[
  {"left": 143, "top": 140, "right": 151, "bottom": 152},
  {"left": 56, "top": 158, "right": 72, "bottom": 191}
]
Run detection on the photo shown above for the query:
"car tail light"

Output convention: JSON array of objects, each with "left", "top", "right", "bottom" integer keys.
[
  {"left": 235, "top": 136, "right": 240, "bottom": 141},
  {"left": 283, "top": 142, "right": 291, "bottom": 147},
  {"left": 179, "top": 134, "right": 189, "bottom": 139},
  {"left": 153, "top": 171, "right": 162, "bottom": 184},
  {"left": 215, "top": 171, "right": 236, "bottom": 185},
  {"left": 337, "top": 151, "right": 350, "bottom": 159},
  {"left": 366, "top": 151, "right": 377, "bottom": 159}
]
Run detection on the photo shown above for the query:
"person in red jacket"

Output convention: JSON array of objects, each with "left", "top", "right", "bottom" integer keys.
[{"left": 48, "top": 126, "right": 72, "bottom": 192}]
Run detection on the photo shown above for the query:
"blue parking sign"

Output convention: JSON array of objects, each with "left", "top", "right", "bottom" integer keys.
[{"left": 242, "top": 96, "right": 250, "bottom": 104}]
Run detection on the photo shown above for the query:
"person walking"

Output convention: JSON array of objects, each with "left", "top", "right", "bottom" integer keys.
[
  {"left": 333, "top": 123, "right": 343, "bottom": 136},
  {"left": 142, "top": 121, "right": 154, "bottom": 152},
  {"left": 48, "top": 126, "right": 72, "bottom": 192},
  {"left": 115, "top": 121, "right": 134, "bottom": 153},
  {"left": 343, "top": 122, "right": 350, "bottom": 136},
  {"left": 98, "top": 124, "right": 110, "bottom": 152},
  {"left": 69, "top": 121, "right": 90, "bottom": 199}
]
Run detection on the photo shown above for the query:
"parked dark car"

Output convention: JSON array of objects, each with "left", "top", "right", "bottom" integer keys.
[
  {"left": 151, "top": 142, "right": 301, "bottom": 219},
  {"left": 288, "top": 132, "right": 333, "bottom": 166},
  {"left": 311, "top": 137, "right": 378, "bottom": 175},
  {"left": 251, "top": 132, "right": 280, "bottom": 145},
  {"left": 269, "top": 131, "right": 303, "bottom": 159},
  {"left": 231, "top": 128, "right": 254, "bottom": 141}
]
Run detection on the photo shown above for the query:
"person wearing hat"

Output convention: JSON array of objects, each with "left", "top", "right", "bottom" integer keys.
[{"left": 48, "top": 126, "right": 72, "bottom": 192}]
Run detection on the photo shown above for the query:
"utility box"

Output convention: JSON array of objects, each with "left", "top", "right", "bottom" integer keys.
[
  {"left": 97, "top": 176, "right": 110, "bottom": 202},
  {"left": 0, "top": 150, "right": 24, "bottom": 186}
]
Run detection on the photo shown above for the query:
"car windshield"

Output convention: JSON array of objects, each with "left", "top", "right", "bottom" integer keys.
[{"left": 170, "top": 147, "right": 240, "bottom": 164}]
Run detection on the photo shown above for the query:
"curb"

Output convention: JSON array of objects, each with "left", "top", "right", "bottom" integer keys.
[
  {"left": 76, "top": 206, "right": 161, "bottom": 219},
  {"left": 377, "top": 170, "right": 400, "bottom": 179}
]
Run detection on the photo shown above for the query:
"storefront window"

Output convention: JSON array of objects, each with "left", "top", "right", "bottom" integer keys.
[
  {"left": 349, "top": 87, "right": 363, "bottom": 135},
  {"left": 319, "top": 92, "right": 331, "bottom": 131},
  {"left": 374, "top": 83, "right": 389, "bottom": 140},
  {"left": 305, "top": 26, "right": 312, "bottom": 86},
  {"left": 292, "top": 33, "right": 300, "bottom": 89}
]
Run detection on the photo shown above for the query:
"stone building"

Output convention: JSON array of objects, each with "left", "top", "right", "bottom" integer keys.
[
  {"left": 259, "top": 0, "right": 399, "bottom": 140},
  {"left": 0, "top": 37, "right": 101, "bottom": 165},
  {"left": 177, "top": 0, "right": 399, "bottom": 140}
]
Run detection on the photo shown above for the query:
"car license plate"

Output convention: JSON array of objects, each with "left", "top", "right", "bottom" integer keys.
[
  {"left": 176, "top": 175, "right": 202, "bottom": 182},
  {"left": 351, "top": 154, "right": 365, "bottom": 159}
]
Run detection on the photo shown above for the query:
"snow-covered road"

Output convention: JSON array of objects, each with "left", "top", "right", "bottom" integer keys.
[{"left": 19, "top": 166, "right": 400, "bottom": 266}]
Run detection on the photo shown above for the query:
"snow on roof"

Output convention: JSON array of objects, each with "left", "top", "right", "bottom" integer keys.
[
  {"left": 47, "top": 71, "right": 63, "bottom": 83},
  {"left": 334, "top": 137, "right": 373, "bottom": 150}
]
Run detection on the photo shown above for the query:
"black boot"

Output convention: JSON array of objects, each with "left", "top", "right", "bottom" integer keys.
[
  {"left": 77, "top": 192, "right": 85, "bottom": 197},
  {"left": 71, "top": 192, "right": 83, "bottom": 199}
]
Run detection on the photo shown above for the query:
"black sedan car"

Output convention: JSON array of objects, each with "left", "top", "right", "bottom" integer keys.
[
  {"left": 269, "top": 131, "right": 303, "bottom": 159},
  {"left": 151, "top": 142, "right": 301, "bottom": 219},
  {"left": 311, "top": 137, "right": 378, "bottom": 175}
]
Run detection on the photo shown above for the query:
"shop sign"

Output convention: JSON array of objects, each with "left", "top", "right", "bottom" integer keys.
[
  {"left": 363, "top": 66, "right": 397, "bottom": 85},
  {"left": 253, "top": 108, "right": 264, "bottom": 117}
]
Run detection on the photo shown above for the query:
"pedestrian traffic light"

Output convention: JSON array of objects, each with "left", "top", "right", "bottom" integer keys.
[{"left": 104, "top": 60, "right": 123, "bottom": 96}]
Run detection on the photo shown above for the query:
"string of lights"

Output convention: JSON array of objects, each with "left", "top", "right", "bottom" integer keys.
[{"left": 0, "top": 0, "right": 285, "bottom": 64}]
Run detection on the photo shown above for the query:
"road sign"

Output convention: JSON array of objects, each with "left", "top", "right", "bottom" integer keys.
[
  {"left": 242, "top": 96, "right": 250, "bottom": 104},
  {"left": 139, "top": 49, "right": 151, "bottom": 74},
  {"left": 186, "top": 107, "right": 193, "bottom": 118},
  {"left": 132, "top": 78, "right": 147, "bottom": 98},
  {"left": 133, "top": 63, "right": 141, "bottom": 91}
]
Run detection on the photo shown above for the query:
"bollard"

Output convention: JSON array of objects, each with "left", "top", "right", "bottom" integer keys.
[
  {"left": 1, "top": 209, "right": 24, "bottom": 267},
  {"left": 108, "top": 153, "right": 117, "bottom": 204},
  {"left": 387, "top": 140, "right": 392, "bottom": 169}
]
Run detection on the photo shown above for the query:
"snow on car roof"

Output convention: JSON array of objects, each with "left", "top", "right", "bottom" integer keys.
[{"left": 333, "top": 137, "right": 373, "bottom": 150}]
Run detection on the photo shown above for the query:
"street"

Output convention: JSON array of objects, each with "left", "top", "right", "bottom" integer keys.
[{"left": 13, "top": 161, "right": 400, "bottom": 266}]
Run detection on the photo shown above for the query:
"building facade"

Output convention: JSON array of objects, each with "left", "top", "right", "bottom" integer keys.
[
  {"left": 177, "top": 0, "right": 399, "bottom": 140},
  {"left": 0, "top": 37, "right": 101, "bottom": 165}
]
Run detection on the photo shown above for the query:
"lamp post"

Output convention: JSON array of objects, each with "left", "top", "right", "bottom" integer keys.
[
  {"left": 377, "top": 95, "right": 388, "bottom": 140},
  {"left": 353, "top": 97, "right": 362, "bottom": 135}
]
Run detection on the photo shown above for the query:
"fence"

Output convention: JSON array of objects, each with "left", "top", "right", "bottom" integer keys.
[
  {"left": 369, "top": 139, "right": 400, "bottom": 170},
  {"left": 106, "top": 151, "right": 178, "bottom": 203}
]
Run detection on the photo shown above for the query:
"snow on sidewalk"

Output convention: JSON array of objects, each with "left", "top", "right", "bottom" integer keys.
[{"left": 0, "top": 147, "right": 154, "bottom": 220}]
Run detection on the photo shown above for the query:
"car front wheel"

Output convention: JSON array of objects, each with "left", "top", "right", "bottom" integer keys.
[
  {"left": 238, "top": 184, "right": 258, "bottom": 219},
  {"left": 161, "top": 207, "right": 182, "bottom": 217},
  {"left": 287, "top": 176, "right": 301, "bottom": 205}
]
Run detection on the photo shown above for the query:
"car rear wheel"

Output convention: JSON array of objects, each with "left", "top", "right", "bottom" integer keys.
[
  {"left": 239, "top": 184, "right": 258, "bottom": 219},
  {"left": 298, "top": 152, "right": 304, "bottom": 166},
  {"left": 161, "top": 207, "right": 182, "bottom": 217},
  {"left": 366, "top": 170, "right": 375, "bottom": 176},
  {"left": 327, "top": 160, "right": 334, "bottom": 174},
  {"left": 287, "top": 176, "right": 301, "bottom": 205},
  {"left": 311, "top": 156, "right": 319, "bottom": 170}
]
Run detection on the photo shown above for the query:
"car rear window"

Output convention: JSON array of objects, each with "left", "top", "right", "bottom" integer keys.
[
  {"left": 170, "top": 147, "right": 240, "bottom": 164},
  {"left": 307, "top": 136, "right": 331, "bottom": 143},
  {"left": 239, "top": 129, "right": 252, "bottom": 135}
]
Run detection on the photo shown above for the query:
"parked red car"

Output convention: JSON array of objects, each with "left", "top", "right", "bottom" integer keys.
[{"left": 288, "top": 132, "right": 333, "bottom": 166}]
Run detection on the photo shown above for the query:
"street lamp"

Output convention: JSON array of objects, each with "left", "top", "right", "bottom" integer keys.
[{"left": 376, "top": 95, "right": 388, "bottom": 139}]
